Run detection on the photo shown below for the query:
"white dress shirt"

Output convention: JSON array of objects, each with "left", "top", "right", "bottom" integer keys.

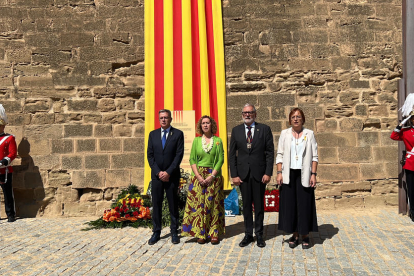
[
  {"left": 244, "top": 122, "right": 256, "bottom": 140},
  {"left": 161, "top": 126, "right": 172, "bottom": 140},
  {"left": 290, "top": 136, "right": 304, "bottom": 169}
]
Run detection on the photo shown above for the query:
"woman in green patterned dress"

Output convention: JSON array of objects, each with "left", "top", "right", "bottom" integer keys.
[{"left": 182, "top": 115, "right": 225, "bottom": 244}]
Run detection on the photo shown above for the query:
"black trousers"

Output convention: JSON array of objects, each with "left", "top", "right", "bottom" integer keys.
[
  {"left": 151, "top": 178, "right": 179, "bottom": 234},
  {"left": 278, "top": 169, "right": 318, "bottom": 235},
  {"left": 0, "top": 173, "right": 15, "bottom": 218},
  {"left": 240, "top": 172, "right": 266, "bottom": 236},
  {"left": 405, "top": 169, "right": 414, "bottom": 214}
]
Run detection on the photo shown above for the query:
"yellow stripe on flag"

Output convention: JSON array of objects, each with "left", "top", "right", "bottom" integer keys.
[
  {"left": 164, "top": 0, "right": 174, "bottom": 110},
  {"left": 212, "top": 0, "right": 230, "bottom": 190},
  {"left": 198, "top": 0, "right": 210, "bottom": 116},
  {"left": 144, "top": 0, "right": 155, "bottom": 194},
  {"left": 182, "top": 0, "right": 193, "bottom": 111}
]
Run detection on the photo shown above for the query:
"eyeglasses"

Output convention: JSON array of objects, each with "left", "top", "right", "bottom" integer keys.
[
  {"left": 242, "top": 111, "right": 255, "bottom": 116},
  {"left": 159, "top": 117, "right": 170, "bottom": 120}
]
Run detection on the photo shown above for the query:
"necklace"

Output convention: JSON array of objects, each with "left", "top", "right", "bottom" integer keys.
[
  {"left": 293, "top": 128, "right": 303, "bottom": 160},
  {"left": 202, "top": 135, "right": 214, "bottom": 153}
]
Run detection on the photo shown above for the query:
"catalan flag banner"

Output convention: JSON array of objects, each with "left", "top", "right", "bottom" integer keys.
[{"left": 144, "top": 0, "right": 229, "bottom": 193}]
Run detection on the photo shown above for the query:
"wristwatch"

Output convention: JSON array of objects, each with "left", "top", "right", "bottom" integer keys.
[{"left": 311, "top": 172, "right": 317, "bottom": 176}]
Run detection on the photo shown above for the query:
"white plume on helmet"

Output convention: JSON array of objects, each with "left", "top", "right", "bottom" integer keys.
[{"left": 0, "top": 104, "right": 8, "bottom": 125}]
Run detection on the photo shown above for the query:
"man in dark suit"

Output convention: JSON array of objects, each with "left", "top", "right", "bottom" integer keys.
[
  {"left": 147, "top": 109, "right": 184, "bottom": 245},
  {"left": 229, "top": 103, "right": 274, "bottom": 248}
]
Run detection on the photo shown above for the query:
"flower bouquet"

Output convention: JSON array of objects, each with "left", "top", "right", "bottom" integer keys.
[{"left": 264, "top": 189, "right": 279, "bottom": 212}]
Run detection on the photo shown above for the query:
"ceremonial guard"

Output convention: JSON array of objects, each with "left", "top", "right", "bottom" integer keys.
[
  {"left": 0, "top": 104, "right": 17, "bottom": 222},
  {"left": 391, "top": 94, "right": 414, "bottom": 221}
]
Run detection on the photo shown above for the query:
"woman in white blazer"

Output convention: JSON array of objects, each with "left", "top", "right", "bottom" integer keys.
[{"left": 275, "top": 108, "right": 318, "bottom": 249}]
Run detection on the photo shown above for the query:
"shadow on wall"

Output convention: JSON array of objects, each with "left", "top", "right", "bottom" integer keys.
[{"left": 10, "top": 138, "right": 45, "bottom": 218}]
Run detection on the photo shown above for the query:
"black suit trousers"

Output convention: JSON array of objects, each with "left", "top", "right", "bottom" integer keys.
[
  {"left": 0, "top": 173, "right": 15, "bottom": 218},
  {"left": 151, "top": 177, "right": 179, "bottom": 234},
  {"left": 240, "top": 172, "right": 266, "bottom": 236}
]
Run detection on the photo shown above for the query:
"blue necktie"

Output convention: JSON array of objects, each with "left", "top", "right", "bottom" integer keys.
[{"left": 162, "top": 130, "right": 167, "bottom": 149}]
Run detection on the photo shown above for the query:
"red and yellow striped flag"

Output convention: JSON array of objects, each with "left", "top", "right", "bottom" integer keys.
[{"left": 144, "top": 0, "right": 229, "bottom": 193}]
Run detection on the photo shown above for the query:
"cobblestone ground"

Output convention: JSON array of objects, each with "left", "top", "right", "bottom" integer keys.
[{"left": 0, "top": 208, "right": 413, "bottom": 276}]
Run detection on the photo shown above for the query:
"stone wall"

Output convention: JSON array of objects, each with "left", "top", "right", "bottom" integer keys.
[{"left": 0, "top": 0, "right": 402, "bottom": 217}]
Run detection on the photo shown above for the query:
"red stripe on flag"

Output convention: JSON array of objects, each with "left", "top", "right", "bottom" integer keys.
[
  {"left": 154, "top": 0, "right": 164, "bottom": 126},
  {"left": 173, "top": 0, "right": 183, "bottom": 110},
  {"left": 191, "top": 0, "right": 202, "bottom": 122},
  {"left": 205, "top": 0, "right": 219, "bottom": 137}
]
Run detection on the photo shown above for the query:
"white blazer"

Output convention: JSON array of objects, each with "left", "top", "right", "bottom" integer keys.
[{"left": 275, "top": 128, "right": 318, "bottom": 187}]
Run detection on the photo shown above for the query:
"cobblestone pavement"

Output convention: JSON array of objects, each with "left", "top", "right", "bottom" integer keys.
[{"left": 0, "top": 208, "right": 413, "bottom": 276}]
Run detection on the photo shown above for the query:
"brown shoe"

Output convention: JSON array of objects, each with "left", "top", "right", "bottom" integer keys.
[
  {"left": 211, "top": 237, "right": 219, "bottom": 245},
  {"left": 197, "top": 238, "right": 206, "bottom": 244}
]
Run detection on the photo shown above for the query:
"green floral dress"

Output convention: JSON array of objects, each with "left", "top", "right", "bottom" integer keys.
[{"left": 181, "top": 136, "right": 225, "bottom": 239}]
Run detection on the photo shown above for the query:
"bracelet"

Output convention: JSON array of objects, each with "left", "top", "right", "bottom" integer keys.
[
  {"left": 311, "top": 172, "right": 317, "bottom": 176},
  {"left": 211, "top": 174, "right": 216, "bottom": 178},
  {"left": 277, "top": 171, "right": 282, "bottom": 174}
]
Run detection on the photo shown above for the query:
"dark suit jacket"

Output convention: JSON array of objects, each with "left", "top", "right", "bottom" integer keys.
[
  {"left": 147, "top": 127, "right": 184, "bottom": 181},
  {"left": 229, "top": 122, "right": 274, "bottom": 182}
]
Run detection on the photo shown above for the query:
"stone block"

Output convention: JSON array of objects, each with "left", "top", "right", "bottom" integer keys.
[
  {"left": 371, "top": 179, "right": 398, "bottom": 195},
  {"left": 76, "top": 139, "right": 96, "bottom": 152},
  {"left": 133, "top": 124, "right": 145, "bottom": 137},
  {"left": 25, "top": 125, "right": 63, "bottom": 140},
  {"left": 48, "top": 171, "right": 71, "bottom": 187},
  {"left": 111, "top": 153, "right": 144, "bottom": 169},
  {"left": 315, "top": 198, "right": 335, "bottom": 210},
  {"left": 339, "top": 92, "right": 359, "bottom": 106},
  {"left": 64, "top": 124, "right": 93, "bottom": 137},
  {"left": 355, "top": 104, "right": 368, "bottom": 116},
  {"left": 349, "top": 79, "right": 370, "bottom": 89},
  {"left": 105, "top": 170, "right": 131, "bottom": 188},
  {"left": 56, "top": 187, "right": 79, "bottom": 203},
  {"left": 89, "top": 61, "right": 112, "bottom": 75},
  {"left": 372, "top": 146, "right": 398, "bottom": 162},
  {"left": 117, "top": 99, "right": 135, "bottom": 110},
  {"left": 338, "top": 147, "right": 371, "bottom": 163},
  {"left": 228, "top": 82, "right": 266, "bottom": 93},
  {"left": 318, "top": 164, "right": 359, "bottom": 182},
  {"left": 24, "top": 100, "right": 51, "bottom": 113},
  {"left": 131, "top": 168, "right": 145, "bottom": 189},
  {"left": 384, "top": 162, "right": 398, "bottom": 179},
  {"left": 380, "top": 132, "right": 398, "bottom": 146},
  {"left": 80, "top": 189, "right": 104, "bottom": 202},
  {"left": 315, "top": 184, "right": 341, "bottom": 198},
  {"left": 97, "top": 98, "right": 116, "bottom": 112},
  {"left": 94, "top": 125, "right": 113, "bottom": 137},
  {"left": 385, "top": 194, "right": 398, "bottom": 206},
  {"left": 31, "top": 113, "right": 55, "bottom": 125},
  {"left": 72, "top": 170, "right": 105, "bottom": 189},
  {"left": 341, "top": 182, "right": 371, "bottom": 193},
  {"left": 360, "top": 163, "right": 385, "bottom": 180},
  {"left": 63, "top": 202, "right": 97, "bottom": 216},
  {"left": 102, "top": 113, "right": 126, "bottom": 124},
  {"left": 2, "top": 101, "right": 23, "bottom": 113},
  {"left": 62, "top": 155, "right": 83, "bottom": 170},
  {"left": 60, "top": 32, "right": 94, "bottom": 47},
  {"left": 335, "top": 197, "right": 364, "bottom": 209},
  {"left": 339, "top": 118, "right": 363, "bottom": 132},
  {"left": 7, "top": 114, "right": 31, "bottom": 126},
  {"left": 123, "top": 138, "right": 145, "bottom": 152},
  {"left": 315, "top": 133, "right": 356, "bottom": 147},
  {"left": 93, "top": 87, "right": 143, "bottom": 98},
  {"left": 357, "top": 132, "right": 379, "bottom": 147},
  {"left": 85, "top": 155, "right": 110, "bottom": 169},
  {"left": 32, "top": 155, "right": 60, "bottom": 170},
  {"left": 318, "top": 147, "right": 338, "bottom": 164},
  {"left": 325, "top": 105, "right": 353, "bottom": 118},
  {"left": 257, "top": 94, "right": 295, "bottom": 109},
  {"left": 369, "top": 104, "right": 389, "bottom": 117},
  {"left": 83, "top": 114, "right": 102, "bottom": 123},
  {"left": 24, "top": 171, "right": 47, "bottom": 189},
  {"left": 96, "top": 201, "right": 112, "bottom": 215},
  {"left": 67, "top": 99, "right": 98, "bottom": 112},
  {"left": 364, "top": 195, "right": 386, "bottom": 208},
  {"left": 99, "top": 138, "right": 121, "bottom": 152},
  {"left": 51, "top": 139, "right": 73, "bottom": 154},
  {"left": 103, "top": 188, "right": 123, "bottom": 200},
  {"left": 114, "top": 124, "right": 132, "bottom": 137}
]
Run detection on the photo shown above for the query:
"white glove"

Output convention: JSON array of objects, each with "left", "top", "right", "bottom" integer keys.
[{"left": 401, "top": 115, "right": 412, "bottom": 126}]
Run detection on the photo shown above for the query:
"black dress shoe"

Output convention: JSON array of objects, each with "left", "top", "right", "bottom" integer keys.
[
  {"left": 239, "top": 235, "right": 254, "bottom": 247},
  {"left": 171, "top": 233, "right": 180, "bottom": 244},
  {"left": 7, "top": 216, "right": 15, "bottom": 223},
  {"left": 256, "top": 235, "right": 266, "bottom": 248},
  {"left": 148, "top": 232, "right": 160, "bottom": 245}
]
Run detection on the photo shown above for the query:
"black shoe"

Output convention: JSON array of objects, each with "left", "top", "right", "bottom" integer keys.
[
  {"left": 302, "top": 237, "right": 311, "bottom": 250},
  {"left": 7, "top": 216, "right": 15, "bottom": 223},
  {"left": 288, "top": 235, "right": 299, "bottom": 249},
  {"left": 256, "top": 235, "right": 266, "bottom": 247},
  {"left": 171, "top": 233, "right": 180, "bottom": 244},
  {"left": 239, "top": 235, "right": 254, "bottom": 247},
  {"left": 148, "top": 232, "right": 160, "bottom": 245}
]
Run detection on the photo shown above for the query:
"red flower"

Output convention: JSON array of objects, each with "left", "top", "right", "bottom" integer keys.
[
  {"left": 115, "top": 206, "right": 120, "bottom": 211},
  {"left": 125, "top": 214, "right": 130, "bottom": 218},
  {"left": 133, "top": 211, "right": 139, "bottom": 217},
  {"left": 115, "top": 212, "right": 120, "bottom": 218}
]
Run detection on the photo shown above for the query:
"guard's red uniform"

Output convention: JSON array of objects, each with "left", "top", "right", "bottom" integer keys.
[
  {"left": 0, "top": 134, "right": 17, "bottom": 174},
  {"left": 390, "top": 127, "right": 414, "bottom": 171}
]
